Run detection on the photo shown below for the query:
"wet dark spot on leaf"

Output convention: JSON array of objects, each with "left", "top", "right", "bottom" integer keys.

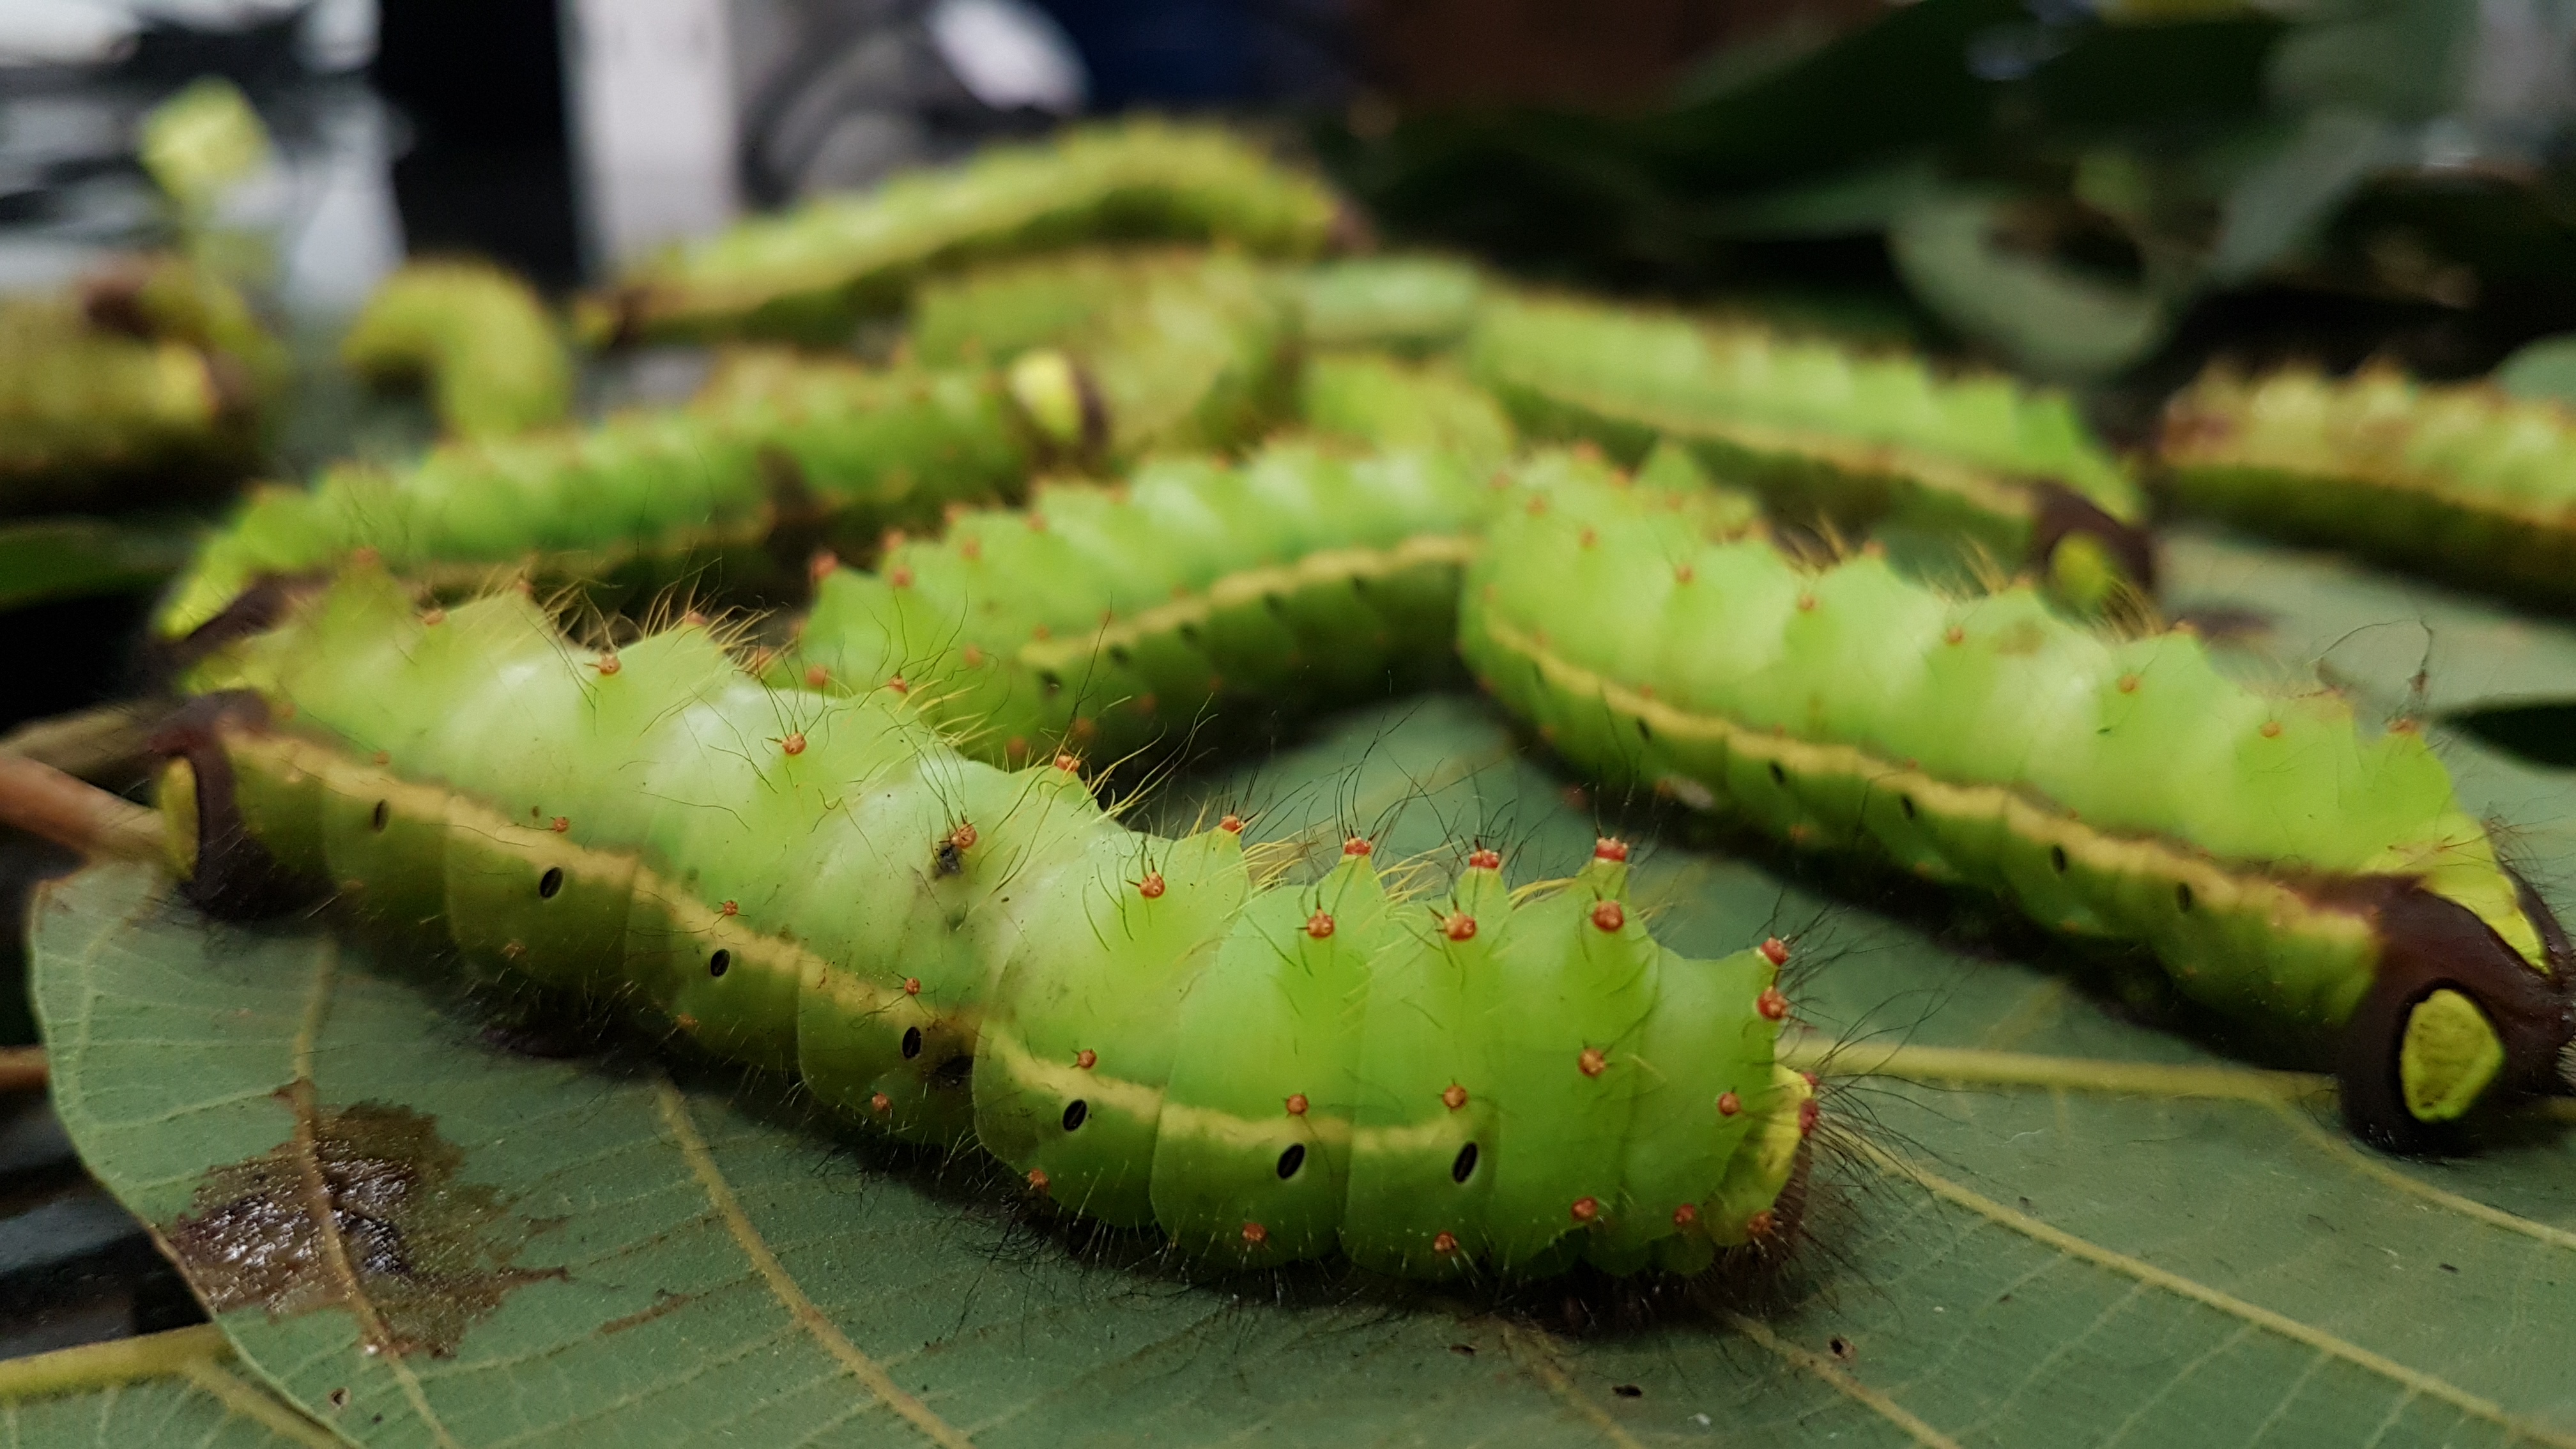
[
  {"left": 1613, "top": 1384, "right": 1643, "bottom": 1398},
  {"left": 163, "top": 1098, "right": 561, "bottom": 1358}
]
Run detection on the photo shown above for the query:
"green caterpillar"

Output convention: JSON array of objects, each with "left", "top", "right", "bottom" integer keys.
[
  {"left": 1292, "top": 255, "right": 1484, "bottom": 355},
  {"left": 151, "top": 564, "right": 1814, "bottom": 1282},
  {"left": 907, "top": 247, "right": 1298, "bottom": 461},
  {"left": 155, "top": 353, "right": 1034, "bottom": 641},
  {"left": 341, "top": 259, "right": 573, "bottom": 440},
  {"left": 780, "top": 435, "right": 1746, "bottom": 775},
  {"left": 157, "top": 250, "right": 1298, "bottom": 641},
  {"left": 586, "top": 119, "right": 1346, "bottom": 348},
  {"left": 2159, "top": 364, "right": 2576, "bottom": 608},
  {"left": 1458, "top": 457, "right": 2572, "bottom": 1149},
  {"left": 1, "top": 254, "right": 283, "bottom": 514},
  {"left": 1464, "top": 293, "right": 2155, "bottom": 608}
]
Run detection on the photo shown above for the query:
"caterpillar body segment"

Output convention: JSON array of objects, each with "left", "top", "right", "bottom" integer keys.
[
  {"left": 1298, "top": 351, "right": 1517, "bottom": 466},
  {"left": 785, "top": 441, "right": 1495, "bottom": 770},
  {"left": 155, "top": 356, "right": 1032, "bottom": 641},
  {"left": 1292, "top": 256, "right": 1483, "bottom": 355},
  {"left": 159, "top": 251, "right": 1307, "bottom": 641},
  {"left": 1460, "top": 463, "right": 2573, "bottom": 1149},
  {"left": 0, "top": 255, "right": 280, "bottom": 512},
  {"left": 156, "top": 567, "right": 1811, "bottom": 1282},
  {"left": 908, "top": 247, "right": 1300, "bottom": 463},
  {"left": 784, "top": 441, "right": 1754, "bottom": 774},
  {"left": 2160, "top": 364, "right": 2576, "bottom": 608},
  {"left": 1465, "top": 293, "right": 2155, "bottom": 606},
  {"left": 341, "top": 259, "right": 573, "bottom": 440},
  {"left": 588, "top": 119, "right": 1346, "bottom": 348}
]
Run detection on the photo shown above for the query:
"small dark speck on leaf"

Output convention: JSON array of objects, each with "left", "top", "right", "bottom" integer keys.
[
  {"left": 1449, "top": 1343, "right": 1475, "bottom": 1356},
  {"left": 1613, "top": 1384, "right": 1643, "bottom": 1399},
  {"left": 1829, "top": 1336, "right": 1855, "bottom": 1361},
  {"left": 2441, "top": 1263, "right": 2459, "bottom": 1273},
  {"left": 2018, "top": 1197, "right": 2034, "bottom": 1211},
  {"left": 326, "top": 1388, "right": 348, "bottom": 1411}
]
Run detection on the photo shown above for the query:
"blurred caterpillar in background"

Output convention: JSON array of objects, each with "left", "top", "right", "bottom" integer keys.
[
  {"left": 2160, "top": 362, "right": 2576, "bottom": 611},
  {"left": 0, "top": 254, "right": 284, "bottom": 515},
  {"left": 341, "top": 259, "right": 574, "bottom": 440},
  {"left": 157, "top": 249, "right": 1298, "bottom": 641},
  {"left": 1465, "top": 292, "right": 2156, "bottom": 611},
  {"left": 585, "top": 118, "right": 1349, "bottom": 348}
]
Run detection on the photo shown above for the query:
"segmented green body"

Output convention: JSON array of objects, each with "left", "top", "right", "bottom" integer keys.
[
  {"left": 161, "top": 249, "right": 1302, "bottom": 640},
  {"left": 909, "top": 247, "right": 1298, "bottom": 462},
  {"left": 1465, "top": 293, "right": 2150, "bottom": 598},
  {"left": 1292, "top": 256, "right": 1483, "bottom": 355},
  {"left": 161, "top": 567, "right": 1811, "bottom": 1280},
  {"left": 0, "top": 256, "right": 280, "bottom": 513},
  {"left": 155, "top": 355, "right": 1031, "bottom": 640},
  {"left": 590, "top": 119, "right": 1344, "bottom": 347},
  {"left": 2161, "top": 365, "right": 2576, "bottom": 607},
  {"left": 342, "top": 259, "right": 572, "bottom": 439},
  {"left": 1459, "top": 457, "right": 2571, "bottom": 1143},
  {"left": 1298, "top": 351, "right": 1516, "bottom": 464},
  {"left": 785, "top": 441, "right": 1492, "bottom": 769}
]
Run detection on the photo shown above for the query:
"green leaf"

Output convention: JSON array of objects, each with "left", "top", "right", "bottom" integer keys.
[
  {"left": 33, "top": 686, "right": 2576, "bottom": 1446},
  {"left": 1887, "top": 193, "right": 2174, "bottom": 379},
  {"left": 2497, "top": 334, "right": 2576, "bottom": 403},
  {"left": 2163, "top": 523, "right": 2576, "bottom": 714},
  {"left": 0, "top": 516, "right": 200, "bottom": 613},
  {"left": 0, "top": 1326, "right": 342, "bottom": 1447}
]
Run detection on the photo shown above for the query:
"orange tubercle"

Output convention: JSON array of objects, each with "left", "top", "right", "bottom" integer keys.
[
  {"left": 1441, "top": 1083, "right": 1468, "bottom": 1110},
  {"left": 1594, "top": 837, "right": 1629, "bottom": 862},
  {"left": 1138, "top": 872, "right": 1166, "bottom": 899},
  {"left": 1590, "top": 900, "right": 1625, "bottom": 932},
  {"left": 1305, "top": 911, "right": 1335, "bottom": 940}
]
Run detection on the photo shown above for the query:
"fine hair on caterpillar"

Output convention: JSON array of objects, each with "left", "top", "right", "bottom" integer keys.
[
  {"left": 1464, "top": 452, "right": 2576, "bottom": 1152},
  {"left": 153, "top": 563, "right": 1821, "bottom": 1291}
]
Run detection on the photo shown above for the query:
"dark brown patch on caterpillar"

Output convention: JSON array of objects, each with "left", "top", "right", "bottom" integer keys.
[
  {"left": 2029, "top": 480, "right": 2158, "bottom": 593},
  {"left": 2325, "top": 868, "right": 2575, "bottom": 1152},
  {"left": 146, "top": 692, "right": 316, "bottom": 919},
  {"left": 163, "top": 1096, "right": 562, "bottom": 1358}
]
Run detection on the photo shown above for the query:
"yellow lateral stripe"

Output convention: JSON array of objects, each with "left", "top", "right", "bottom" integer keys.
[
  {"left": 1019, "top": 533, "right": 1478, "bottom": 675},
  {"left": 1477, "top": 610, "right": 2446, "bottom": 975}
]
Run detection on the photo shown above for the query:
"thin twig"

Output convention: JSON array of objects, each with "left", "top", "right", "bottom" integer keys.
[
  {"left": 0, "top": 1046, "right": 45, "bottom": 1094},
  {"left": 0, "top": 750, "right": 164, "bottom": 862},
  {"left": 0, "top": 702, "right": 161, "bottom": 783}
]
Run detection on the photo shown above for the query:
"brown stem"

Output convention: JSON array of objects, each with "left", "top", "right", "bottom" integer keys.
[
  {"left": 0, "top": 750, "right": 163, "bottom": 862},
  {"left": 0, "top": 1046, "right": 44, "bottom": 1093}
]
